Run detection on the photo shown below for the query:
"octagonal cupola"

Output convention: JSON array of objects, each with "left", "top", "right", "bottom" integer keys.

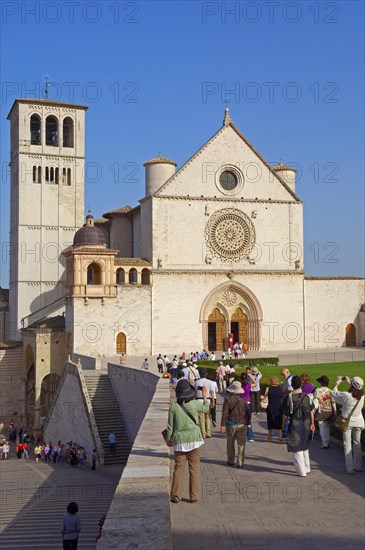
[{"left": 73, "top": 212, "right": 107, "bottom": 247}]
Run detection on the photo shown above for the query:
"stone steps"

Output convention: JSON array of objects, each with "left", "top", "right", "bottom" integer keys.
[
  {"left": 83, "top": 372, "right": 131, "bottom": 465},
  {"left": 0, "top": 458, "right": 122, "bottom": 549}
]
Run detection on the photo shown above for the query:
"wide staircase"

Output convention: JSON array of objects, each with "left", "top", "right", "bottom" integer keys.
[{"left": 83, "top": 371, "right": 131, "bottom": 465}]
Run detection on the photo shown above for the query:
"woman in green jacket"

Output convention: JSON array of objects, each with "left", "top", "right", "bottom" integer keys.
[{"left": 167, "top": 379, "right": 210, "bottom": 503}]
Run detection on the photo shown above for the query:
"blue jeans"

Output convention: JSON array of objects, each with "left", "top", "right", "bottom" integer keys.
[
  {"left": 247, "top": 424, "right": 254, "bottom": 440},
  {"left": 247, "top": 403, "right": 254, "bottom": 440}
]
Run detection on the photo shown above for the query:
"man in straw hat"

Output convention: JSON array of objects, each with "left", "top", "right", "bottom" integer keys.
[{"left": 220, "top": 381, "right": 251, "bottom": 469}]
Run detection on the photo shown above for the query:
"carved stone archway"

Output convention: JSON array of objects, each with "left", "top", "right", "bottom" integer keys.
[{"left": 201, "top": 282, "right": 262, "bottom": 351}]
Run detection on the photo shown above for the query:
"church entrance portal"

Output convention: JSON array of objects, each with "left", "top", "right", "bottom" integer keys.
[
  {"left": 201, "top": 283, "right": 262, "bottom": 352},
  {"left": 208, "top": 308, "right": 225, "bottom": 352},
  {"left": 116, "top": 332, "right": 127, "bottom": 354}
]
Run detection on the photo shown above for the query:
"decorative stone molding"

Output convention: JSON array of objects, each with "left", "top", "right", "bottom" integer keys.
[
  {"left": 221, "top": 290, "right": 237, "bottom": 306},
  {"left": 205, "top": 208, "right": 256, "bottom": 262}
]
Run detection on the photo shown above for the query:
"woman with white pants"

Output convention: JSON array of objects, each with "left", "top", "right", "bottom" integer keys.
[
  {"left": 282, "top": 375, "right": 315, "bottom": 477},
  {"left": 333, "top": 376, "right": 364, "bottom": 475}
]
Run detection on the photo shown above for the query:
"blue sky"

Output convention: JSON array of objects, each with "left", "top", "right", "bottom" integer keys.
[{"left": 1, "top": 0, "right": 364, "bottom": 286}]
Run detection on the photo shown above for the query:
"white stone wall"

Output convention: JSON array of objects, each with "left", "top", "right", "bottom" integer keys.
[
  {"left": 71, "top": 284, "right": 152, "bottom": 356},
  {"left": 44, "top": 367, "right": 96, "bottom": 461},
  {"left": 8, "top": 100, "right": 86, "bottom": 333},
  {"left": 108, "top": 363, "right": 158, "bottom": 444},
  {"left": 151, "top": 272, "right": 305, "bottom": 354},
  {"left": 109, "top": 216, "right": 133, "bottom": 257},
  {"left": 157, "top": 125, "right": 296, "bottom": 202},
  {"left": 304, "top": 279, "right": 365, "bottom": 348},
  {"left": 151, "top": 197, "right": 303, "bottom": 272}
]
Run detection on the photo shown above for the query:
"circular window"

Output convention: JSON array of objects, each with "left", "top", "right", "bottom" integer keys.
[
  {"left": 219, "top": 170, "right": 238, "bottom": 191},
  {"left": 205, "top": 208, "right": 256, "bottom": 262}
]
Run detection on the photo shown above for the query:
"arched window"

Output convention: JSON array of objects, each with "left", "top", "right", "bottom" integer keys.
[
  {"left": 87, "top": 263, "right": 102, "bottom": 285},
  {"left": 45, "top": 115, "right": 58, "bottom": 146},
  {"left": 63, "top": 117, "right": 74, "bottom": 148},
  {"left": 45, "top": 167, "right": 49, "bottom": 182},
  {"left": 116, "top": 268, "right": 125, "bottom": 284},
  {"left": 30, "top": 114, "right": 41, "bottom": 145},
  {"left": 141, "top": 268, "right": 151, "bottom": 285},
  {"left": 33, "top": 166, "right": 37, "bottom": 182},
  {"left": 50, "top": 167, "right": 54, "bottom": 182},
  {"left": 37, "top": 166, "right": 41, "bottom": 183},
  {"left": 67, "top": 168, "right": 72, "bottom": 186},
  {"left": 55, "top": 167, "right": 59, "bottom": 184},
  {"left": 129, "top": 268, "right": 137, "bottom": 284}
]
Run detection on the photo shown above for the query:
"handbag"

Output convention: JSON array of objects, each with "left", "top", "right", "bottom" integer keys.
[
  {"left": 260, "top": 397, "right": 269, "bottom": 410},
  {"left": 333, "top": 399, "right": 361, "bottom": 432}
]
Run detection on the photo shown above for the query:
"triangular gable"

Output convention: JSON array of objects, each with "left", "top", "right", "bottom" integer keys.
[{"left": 155, "top": 121, "right": 301, "bottom": 203}]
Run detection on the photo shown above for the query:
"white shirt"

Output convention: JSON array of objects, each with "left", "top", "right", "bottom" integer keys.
[
  {"left": 194, "top": 378, "right": 215, "bottom": 400},
  {"left": 333, "top": 388, "right": 364, "bottom": 427}
]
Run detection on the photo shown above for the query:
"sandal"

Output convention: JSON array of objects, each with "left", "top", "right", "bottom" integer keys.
[{"left": 171, "top": 496, "right": 180, "bottom": 503}]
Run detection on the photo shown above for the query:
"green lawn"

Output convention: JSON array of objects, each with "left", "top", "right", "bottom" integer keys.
[{"left": 198, "top": 360, "right": 365, "bottom": 394}]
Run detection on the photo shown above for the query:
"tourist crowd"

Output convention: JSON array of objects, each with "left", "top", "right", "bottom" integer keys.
[{"left": 164, "top": 361, "right": 364, "bottom": 503}]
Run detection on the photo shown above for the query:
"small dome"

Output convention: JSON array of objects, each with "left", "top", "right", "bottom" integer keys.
[
  {"left": 73, "top": 213, "right": 107, "bottom": 247},
  {"left": 143, "top": 156, "right": 177, "bottom": 167}
]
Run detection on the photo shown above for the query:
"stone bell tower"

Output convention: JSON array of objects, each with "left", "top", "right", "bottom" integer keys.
[{"left": 7, "top": 99, "right": 87, "bottom": 338}]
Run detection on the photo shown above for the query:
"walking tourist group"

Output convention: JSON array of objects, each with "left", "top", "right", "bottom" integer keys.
[{"left": 163, "top": 356, "right": 364, "bottom": 503}]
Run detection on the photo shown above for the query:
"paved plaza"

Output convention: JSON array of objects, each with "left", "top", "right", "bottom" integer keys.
[
  {"left": 170, "top": 405, "right": 365, "bottom": 550},
  {"left": 0, "top": 453, "right": 123, "bottom": 549}
]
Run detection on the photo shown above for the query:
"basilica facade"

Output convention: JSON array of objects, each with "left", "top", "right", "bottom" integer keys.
[{"left": 6, "top": 99, "right": 365, "bottom": 361}]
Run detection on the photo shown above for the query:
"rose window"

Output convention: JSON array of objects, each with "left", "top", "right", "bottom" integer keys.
[{"left": 205, "top": 208, "right": 255, "bottom": 261}]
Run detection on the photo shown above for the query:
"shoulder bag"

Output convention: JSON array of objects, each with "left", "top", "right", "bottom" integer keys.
[{"left": 333, "top": 399, "right": 361, "bottom": 432}]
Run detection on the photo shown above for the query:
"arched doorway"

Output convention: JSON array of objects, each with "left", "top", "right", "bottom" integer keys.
[
  {"left": 116, "top": 332, "right": 127, "bottom": 354},
  {"left": 40, "top": 373, "right": 60, "bottom": 418},
  {"left": 345, "top": 324, "right": 356, "bottom": 347},
  {"left": 208, "top": 308, "right": 225, "bottom": 352},
  {"left": 201, "top": 282, "right": 262, "bottom": 351},
  {"left": 231, "top": 307, "right": 248, "bottom": 345}
]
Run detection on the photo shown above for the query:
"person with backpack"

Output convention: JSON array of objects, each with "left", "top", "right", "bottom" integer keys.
[
  {"left": 282, "top": 375, "right": 315, "bottom": 477},
  {"left": 220, "top": 381, "right": 251, "bottom": 468}
]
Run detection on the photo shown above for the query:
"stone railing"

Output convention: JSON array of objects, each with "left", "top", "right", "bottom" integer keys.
[
  {"left": 43, "top": 357, "right": 105, "bottom": 466},
  {"left": 97, "top": 377, "right": 172, "bottom": 549}
]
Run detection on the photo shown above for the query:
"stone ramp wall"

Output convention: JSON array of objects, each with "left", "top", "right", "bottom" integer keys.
[
  {"left": 108, "top": 363, "right": 158, "bottom": 445},
  {"left": 97, "top": 378, "right": 172, "bottom": 550},
  {"left": 43, "top": 360, "right": 104, "bottom": 465}
]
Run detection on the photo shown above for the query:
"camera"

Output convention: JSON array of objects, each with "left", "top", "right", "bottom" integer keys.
[{"left": 198, "top": 386, "right": 203, "bottom": 391}]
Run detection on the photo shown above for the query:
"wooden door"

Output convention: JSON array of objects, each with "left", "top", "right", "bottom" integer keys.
[
  {"left": 116, "top": 332, "right": 127, "bottom": 354},
  {"left": 345, "top": 324, "right": 356, "bottom": 347},
  {"left": 208, "top": 308, "right": 225, "bottom": 351},
  {"left": 231, "top": 307, "right": 248, "bottom": 345}
]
